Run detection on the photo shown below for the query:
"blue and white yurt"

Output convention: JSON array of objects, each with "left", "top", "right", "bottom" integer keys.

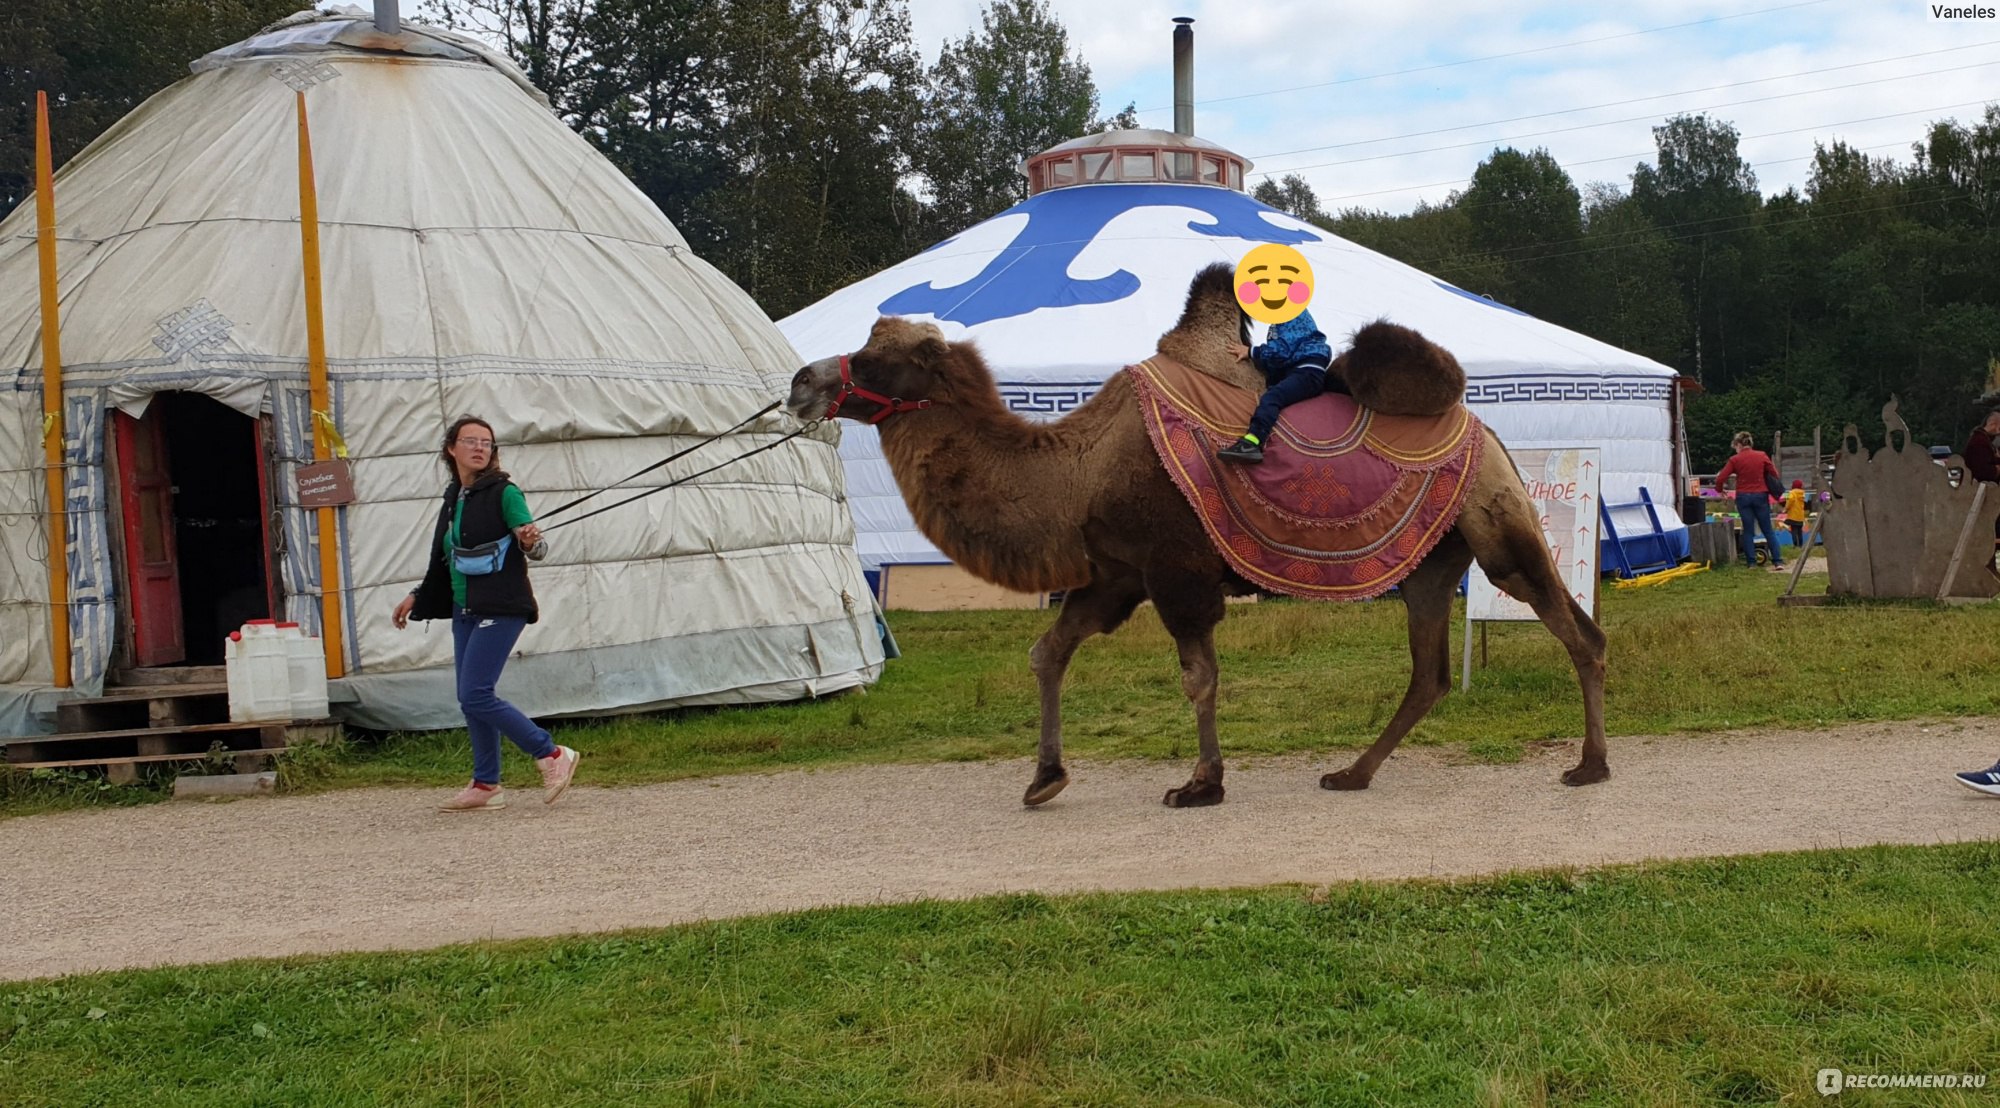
[{"left": 780, "top": 127, "right": 1687, "bottom": 577}]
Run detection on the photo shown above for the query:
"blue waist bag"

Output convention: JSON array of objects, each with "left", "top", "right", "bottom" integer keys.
[{"left": 451, "top": 535, "right": 512, "bottom": 576}]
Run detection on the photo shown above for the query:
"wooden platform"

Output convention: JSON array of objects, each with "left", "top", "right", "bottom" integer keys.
[{"left": 3, "top": 671, "right": 322, "bottom": 784}]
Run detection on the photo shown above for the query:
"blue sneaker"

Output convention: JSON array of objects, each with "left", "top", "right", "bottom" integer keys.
[{"left": 1953, "top": 763, "right": 2000, "bottom": 796}]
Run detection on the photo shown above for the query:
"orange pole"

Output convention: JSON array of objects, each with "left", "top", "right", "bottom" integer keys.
[
  {"left": 35, "top": 92, "right": 71, "bottom": 688},
  {"left": 296, "top": 92, "right": 345, "bottom": 678}
]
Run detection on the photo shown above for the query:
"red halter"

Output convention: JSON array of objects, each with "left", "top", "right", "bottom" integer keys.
[{"left": 823, "top": 354, "right": 933, "bottom": 425}]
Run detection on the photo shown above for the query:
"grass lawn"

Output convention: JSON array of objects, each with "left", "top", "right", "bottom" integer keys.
[
  {"left": 6, "top": 561, "right": 1999, "bottom": 817},
  {"left": 3, "top": 842, "right": 1996, "bottom": 1106}
]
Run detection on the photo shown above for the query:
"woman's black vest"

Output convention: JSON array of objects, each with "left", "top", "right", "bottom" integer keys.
[{"left": 410, "top": 471, "right": 538, "bottom": 623}]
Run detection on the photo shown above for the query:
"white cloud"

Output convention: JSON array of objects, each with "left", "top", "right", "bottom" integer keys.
[{"left": 906, "top": 0, "right": 2000, "bottom": 213}]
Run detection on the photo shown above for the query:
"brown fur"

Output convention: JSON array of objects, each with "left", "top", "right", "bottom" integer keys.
[
  {"left": 788, "top": 271, "right": 1608, "bottom": 807},
  {"left": 1335, "top": 320, "right": 1468, "bottom": 416}
]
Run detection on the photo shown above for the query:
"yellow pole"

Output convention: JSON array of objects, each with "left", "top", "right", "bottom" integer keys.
[
  {"left": 296, "top": 92, "right": 345, "bottom": 679},
  {"left": 35, "top": 91, "right": 71, "bottom": 689}
]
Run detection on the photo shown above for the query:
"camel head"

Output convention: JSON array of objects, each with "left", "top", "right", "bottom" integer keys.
[{"left": 786, "top": 316, "right": 955, "bottom": 425}]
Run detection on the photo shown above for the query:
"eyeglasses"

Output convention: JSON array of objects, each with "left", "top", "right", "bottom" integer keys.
[{"left": 456, "top": 437, "right": 493, "bottom": 449}]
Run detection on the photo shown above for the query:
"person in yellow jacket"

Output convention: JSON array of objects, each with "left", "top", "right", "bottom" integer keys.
[{"left": 1782, "top": 480, "right": 1809, "bottom": 548}]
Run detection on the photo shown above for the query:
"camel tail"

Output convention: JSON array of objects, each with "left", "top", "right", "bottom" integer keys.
[{"left": 1337, "top": 320, "right": 1467, "bottom": 417}]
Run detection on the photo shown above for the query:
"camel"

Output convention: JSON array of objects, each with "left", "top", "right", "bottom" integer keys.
[{"left": 785, "top": 263, "right": 1609, "bottom": 808}]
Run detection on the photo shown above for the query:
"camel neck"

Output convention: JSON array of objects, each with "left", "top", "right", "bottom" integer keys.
[{"left": 872, "top": 375, "right": 1128, "bottom": 594}]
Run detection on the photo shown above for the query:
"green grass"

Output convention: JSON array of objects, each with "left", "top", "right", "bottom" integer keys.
[
  {"left": 322, "top": 562, "right": 2000, "bottom": 786},
  {"left": 10, "top": 561, "right": 2000, "bottom": 816},
  {"left": 5, "top": 842, "right": 1997, "bottom": 1105}
]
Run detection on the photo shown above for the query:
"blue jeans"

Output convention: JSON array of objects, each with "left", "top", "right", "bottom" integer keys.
[
  {"left": 1247, "top": 367, "right": 1326, "bottom": 441},
  {"left": 452, "top": 608, "right": 555, "bottom": 784},
  {"left": 1736, "top": 494, "right": 1783, "bottom": 567}
]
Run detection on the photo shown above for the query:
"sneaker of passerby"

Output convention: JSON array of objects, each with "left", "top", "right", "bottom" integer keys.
[
  {"left": 538, "top": 744, "right": 581, "bottom": 805},
  {"left": 440, "top": 781, "right": 506, "bottom": 812},
  {"left": 1954, "top": 762, "right": 2000, "bottom": 797}
]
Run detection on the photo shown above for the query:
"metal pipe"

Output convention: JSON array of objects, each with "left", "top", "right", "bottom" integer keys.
[
  {"left": 1172, "top": 17, "right": 1194, "bottom": 136},
  {"left": 374, "top": 0, "right": 400, "bottom": 34}
]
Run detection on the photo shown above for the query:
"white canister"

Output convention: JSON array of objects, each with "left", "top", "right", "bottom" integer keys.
[
  {"left": 276, "top": 622, "right": 331, "bottom": 720},
  {"left": 226, "top": 623, "right": 293, "bottom": 722}
]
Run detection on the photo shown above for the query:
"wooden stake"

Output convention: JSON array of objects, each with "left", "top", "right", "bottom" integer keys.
[
  {"left": 35, "top": 92, "right": 71, "bottom": 688},
  {"left": 297, "top": 92, "right": 345, "bottom": 679},
  {"left": 1936, "top": 482, "right": 1989, "bottom": 603}
]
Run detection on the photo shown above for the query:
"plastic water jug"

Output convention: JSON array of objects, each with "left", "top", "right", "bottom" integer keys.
[
  {"left": 226, "top": 621, "right": 292, "bottom": 722},
  {"left": 276, "top": 621, "right": 331, "bottom": 720}
]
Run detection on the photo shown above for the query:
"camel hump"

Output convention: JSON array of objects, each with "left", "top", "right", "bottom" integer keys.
[{"left": 1336, "top": 320, "right": 1467, "bottom": 418}]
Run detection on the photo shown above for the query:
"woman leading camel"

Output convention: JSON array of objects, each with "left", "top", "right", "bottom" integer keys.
[{"left": 392, "top": 416, "right": 580, "bottom": 811}]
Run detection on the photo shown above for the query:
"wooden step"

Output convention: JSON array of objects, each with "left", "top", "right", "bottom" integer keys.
[
  {"left": 56, "top": 686, "right": 230, "bottom": 734},
  {"left": 3, "top": 721, "right": 286, "bottom": 768},
  {"left": 23, "top": 750, "right": 278, "bottom": 771},
  {"left": 108, "top": 665, "right": 227, "bottom": 688}
]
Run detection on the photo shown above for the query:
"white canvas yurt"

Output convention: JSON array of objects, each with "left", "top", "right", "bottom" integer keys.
[
  {"left": 0, "top": 8, "right": 882, "bottom": 734},
  {"left": 781, "top": 128, "right": 1688, "bottom": 576}
]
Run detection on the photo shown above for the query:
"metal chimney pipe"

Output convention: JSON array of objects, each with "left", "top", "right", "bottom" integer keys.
[
  {"left": 1172, "top": 17, "right": 1194, "bottom": 137},
  {"left": 374, "top": 0, "right": 400, "bottom": 34}
]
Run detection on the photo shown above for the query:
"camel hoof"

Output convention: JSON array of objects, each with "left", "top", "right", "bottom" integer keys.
[
  {"left": 1162, "top": 781, "right": 1224, "bottom": 808},
  {"left": 1561, "top": 763, "right": 1610, "bottom": 787},
  {"left": 1023, "top": 764, "right": 1069, "bottom": 807},
  {"left": 1319, "top": 768, "right": 1372, "bottom": 791}
]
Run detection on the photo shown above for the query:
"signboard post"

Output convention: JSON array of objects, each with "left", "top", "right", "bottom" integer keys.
[{"left": 1462, "top": 448, "right": 1600, "bottom": 690}]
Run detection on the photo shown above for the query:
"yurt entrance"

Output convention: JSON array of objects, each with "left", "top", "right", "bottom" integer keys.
[{"left": 111, "top": 392, "right": 277, "bottom": 669}]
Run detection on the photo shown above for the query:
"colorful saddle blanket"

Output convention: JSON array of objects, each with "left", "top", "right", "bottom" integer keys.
[{"left": 1128, "top": 357, "right": 1484, "bottom": 600}]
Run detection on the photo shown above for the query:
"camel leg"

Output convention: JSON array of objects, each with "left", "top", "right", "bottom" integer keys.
[
  {"left": 1150, "top": 574, "right": 1227, "bottom": 809},
  {"left": 1322, "top": 532, "right": 1475, "bottom": 791},
  {"left": 1470, "top": 526, "right": 1610, "bottom": 786},
  {"left": 1023, "top": 576, "right": 1146, "bottom": 806}
]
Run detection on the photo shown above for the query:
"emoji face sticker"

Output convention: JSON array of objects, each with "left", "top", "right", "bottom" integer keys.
[{"left": 1234, "top": 244, "right": 1314, "bottom": 325}]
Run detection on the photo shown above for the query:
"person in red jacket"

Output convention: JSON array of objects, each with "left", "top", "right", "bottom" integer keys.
[
  {"left": 1963, "top": 409, "right": 2000, "bottom": 484},
  {"left": 1714, "top": 430, "right": 1785, "bottom": 570}
]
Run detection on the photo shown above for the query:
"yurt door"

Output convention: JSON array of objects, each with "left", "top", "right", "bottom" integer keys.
[{"left": 112, "top": 409, "right": 185, "bottom": 666}]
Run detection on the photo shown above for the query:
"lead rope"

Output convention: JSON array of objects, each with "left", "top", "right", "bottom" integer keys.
[
  {"left": 540, "top": 417, "right": 823, "bottom": 534},
  {"left": 536, "top": 400, "right": 782, "bottom": 524}
]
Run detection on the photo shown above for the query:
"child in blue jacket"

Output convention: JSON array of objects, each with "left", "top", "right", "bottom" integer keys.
[{"left": 1216, "top": 308, "right": 1333, "bottom": 464}]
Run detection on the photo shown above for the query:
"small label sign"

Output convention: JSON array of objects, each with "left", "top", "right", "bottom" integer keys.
[{"left": 296, "top": 459, "right": 356, "bottom": 508}]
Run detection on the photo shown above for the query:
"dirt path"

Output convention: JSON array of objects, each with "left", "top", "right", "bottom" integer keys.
[{"left": 6, "top": 719, "right": 1998, "bottom": 982}]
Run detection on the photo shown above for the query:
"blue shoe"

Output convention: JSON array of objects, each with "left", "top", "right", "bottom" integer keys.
[{"left": 1953, "top": 764, "right": 2000, "bottom": 796}]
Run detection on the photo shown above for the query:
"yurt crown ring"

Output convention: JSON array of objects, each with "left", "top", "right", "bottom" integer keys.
[{"left": 825, "top": 354, "right": 932, "bottom": 424}]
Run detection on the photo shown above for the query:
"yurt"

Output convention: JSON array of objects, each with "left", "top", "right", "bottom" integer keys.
[
  {"left": 781, "top": 33, "right": 1687, "bottom": 583},
  {"left": 0, "top": 7, "right": 882, "bottom": 735}
]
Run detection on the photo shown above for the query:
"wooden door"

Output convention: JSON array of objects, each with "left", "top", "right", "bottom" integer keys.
[{"left": 114, "top": 408, "right": 185, "bottom": 666}]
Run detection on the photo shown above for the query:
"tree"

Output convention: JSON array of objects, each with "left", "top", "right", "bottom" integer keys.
[
  {"left": 1570, "top": 183, "right": 1685, "bottom": 366},
  {"left": 1251, "top": 173, "right": 1324, "bottom": 225},
  {"left": 1, "top": 0, "right": 300, "bottom": 218},
  {"left": 913, "top": 0, "right": 1132, "bottom": 238},
  {"left": 1457, "top": 146, "right": 1581, "bottom": 322},
  {"left": 1629, "top": 114, "right": 1764, "bottom": 387}
]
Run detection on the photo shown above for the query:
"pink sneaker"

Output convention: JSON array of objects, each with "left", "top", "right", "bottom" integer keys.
[
  {"left": 439, "top": 781, "right": 506, "bottom": 812},
  {"left": 538, "top": 745, "right": 580, "bottom": 805}
]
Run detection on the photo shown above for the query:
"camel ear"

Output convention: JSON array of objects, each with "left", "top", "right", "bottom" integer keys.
[
  {"left": 867, "top": 316, "right": 904, "bottom": 342},
  {"left": 910, "top": 335, "right": 950, "bottom": 367}
]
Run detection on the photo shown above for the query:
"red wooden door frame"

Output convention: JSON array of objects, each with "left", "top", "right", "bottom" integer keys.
[
  {"left": 112, "top": 408, "right": 185, "bottom": 667},
  {"left": 255, "top": 415, "right": 281, "bottom": 620}
]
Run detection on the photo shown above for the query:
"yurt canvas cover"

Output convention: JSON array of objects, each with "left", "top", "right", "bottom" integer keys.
[
  {"left": 780, "top": 174, "right": 1685, "bottom": 571},
  {"left": 0, "top": 9, "right": 882, "bottom": 734}
]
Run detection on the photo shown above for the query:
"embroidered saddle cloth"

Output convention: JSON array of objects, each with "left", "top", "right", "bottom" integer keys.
[{"left": 1128, "top": 356, "right": 1484, "bottom": 600}]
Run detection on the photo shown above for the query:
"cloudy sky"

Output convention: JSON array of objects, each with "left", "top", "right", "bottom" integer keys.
[{"left": 905, "top": 0, "right": 2000, "bottom": 214}]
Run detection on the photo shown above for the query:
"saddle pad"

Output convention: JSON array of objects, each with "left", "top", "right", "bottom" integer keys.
[{"left": 1128, "top": 356, "right": 1484, "bottom": 600}]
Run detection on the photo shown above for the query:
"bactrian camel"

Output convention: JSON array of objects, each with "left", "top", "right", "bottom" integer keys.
[{"left": 785, "top": 263, "right": 1609, "bottom": 808}]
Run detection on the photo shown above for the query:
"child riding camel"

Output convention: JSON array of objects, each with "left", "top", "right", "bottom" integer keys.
[{"left": 1217, "top": 244, "right": 1332, "bottom": 465}]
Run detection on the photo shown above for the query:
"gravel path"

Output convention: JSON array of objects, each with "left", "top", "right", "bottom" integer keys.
[{"left": 6, "top": 718, "right": 1997, "bottom": 982}]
